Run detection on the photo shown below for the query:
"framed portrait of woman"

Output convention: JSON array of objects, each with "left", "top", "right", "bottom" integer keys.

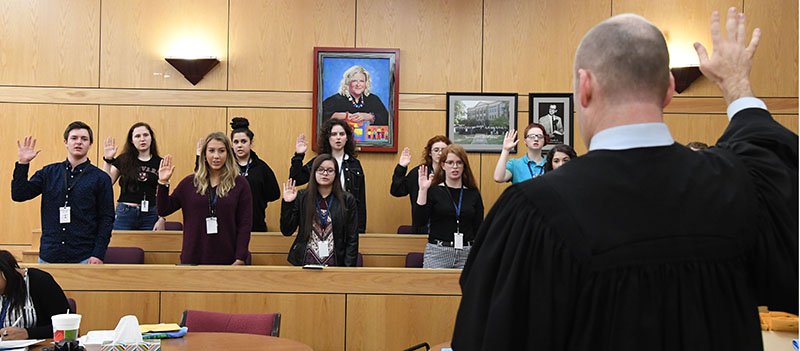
[{"left": 313, "top": 47, "right": 400, "bottom": 153}]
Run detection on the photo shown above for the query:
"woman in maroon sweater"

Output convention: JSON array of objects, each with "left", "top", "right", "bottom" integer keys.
[{"left": 156, "top": 132, "right": 253, "bottom": 265}]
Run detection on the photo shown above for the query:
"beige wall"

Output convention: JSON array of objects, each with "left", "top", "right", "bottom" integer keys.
[{"left": 0, "top": 0, "right": 796, "bottom": 245}]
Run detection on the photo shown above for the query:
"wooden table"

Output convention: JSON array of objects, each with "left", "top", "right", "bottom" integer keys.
[{"left": 29, "top": 332, "right": 313, "bottom": 351}]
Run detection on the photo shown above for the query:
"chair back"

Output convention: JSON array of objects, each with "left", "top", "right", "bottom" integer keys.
[
  {"left": 397, "top": 225, "right": 417, "bottom": 234},
  {"left": 164, "top": 221, "right": 183, "bottom": 230},
  {"left": 103, "top": 247, "right": 145, "bottom": 264},
  {"left": 180, "top": 310, "right": 281, "bottom": 337},
  {"left": 67, "top": 298, "right": 77, "bottom": 314},
  {"left": 405, "top": 252, "right": 424, "bottom": 268},
  {"left": 356, "top": 253, "right": 363, "bottom": 267}
]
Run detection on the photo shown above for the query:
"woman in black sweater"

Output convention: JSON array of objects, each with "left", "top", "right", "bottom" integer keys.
[
  {"left": 414, "top": 144, "right": 484, "bottom": 269},
  {"left": 281, "top": 154, "right": 359, "bottom": 266},
  {"left": 0, "top": 250, "right": 69, "bottom": 340}
]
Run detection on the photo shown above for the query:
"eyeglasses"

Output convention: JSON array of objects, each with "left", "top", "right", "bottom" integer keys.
[
  {"left": 525, "top": 134, "right": 545, "bottom": 140},
  {"left": 316, "top": 168, "right": 336, "bottom": 175},
  {"left": 443, "top": 160, "right": 463, "bottom": 168}
]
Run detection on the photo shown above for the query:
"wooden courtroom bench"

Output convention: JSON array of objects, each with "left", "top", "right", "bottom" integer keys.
[
  {"left": 24, "top": 230, "right": 428, "bottom": 267},
  {"left": 29, "top": 264, "right": 461, "bottom": 351}
]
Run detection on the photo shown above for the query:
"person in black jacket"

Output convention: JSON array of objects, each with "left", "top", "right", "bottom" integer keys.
[
  {"left": 290, "top": 119, "right": 366, "bottom": 233},
  {"left": 0, "top": 250, "right": 70, "bottom": 340},
  {"left": 281, "top": 154, "right": 359, "bottom": 266}
]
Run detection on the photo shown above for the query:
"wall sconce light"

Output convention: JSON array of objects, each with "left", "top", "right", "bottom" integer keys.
[
  {"left": 670, "top": 66, "right": 702, "bottom": 94},
  {"left": 165, "top": 57, "right": 220, "bottom": 85}
]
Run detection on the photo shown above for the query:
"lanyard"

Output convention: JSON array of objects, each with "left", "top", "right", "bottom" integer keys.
[
  {"left": 316, "top": 195, "right": 334, "bottom": 226},
  {"left": 445, "top": 186, "right": 464, "bottom": 232},
  {"left": 527, "top": 161, "right": 543, "bottom": 178},
  {"left": 63, "top": 164, "right": 87, "bottom": 206},
  {"left": 0, "top": 299, "right": 10, "bottom": 326},
  {"left": 239, "top": 157, "right": 252, "bottom": 177},
  {"left": 207, "top": 187, "right": 219, "bottom": 216}
]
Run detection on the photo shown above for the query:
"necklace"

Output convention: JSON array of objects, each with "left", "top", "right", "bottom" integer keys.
[{"left": 348, "top": 95, "right": 364, "bottom": 108}]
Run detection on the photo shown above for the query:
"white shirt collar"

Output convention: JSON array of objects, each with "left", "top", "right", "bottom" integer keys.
[{"left": 588, "top": 123, "right": 674, "bottom": 151}]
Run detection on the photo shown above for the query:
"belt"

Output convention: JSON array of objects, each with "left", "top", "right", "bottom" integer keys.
[{"left": 428, "top": 239, "right": 473, "bottom": 247}]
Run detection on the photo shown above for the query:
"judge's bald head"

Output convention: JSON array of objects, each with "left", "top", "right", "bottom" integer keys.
[{"left": 575, "top": 14, "right": 670, "bottom": 105}]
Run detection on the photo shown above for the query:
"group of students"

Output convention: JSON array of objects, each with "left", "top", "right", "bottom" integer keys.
[{"left": 12, "top": 116, "right": 576, "bottom": 269}]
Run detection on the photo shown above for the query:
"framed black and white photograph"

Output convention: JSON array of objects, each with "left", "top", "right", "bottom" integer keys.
[
  {"left": 529, "top": 93, "right": 574, "bottom": 147},
  {"left": 313, "top": 47, "right": 400, "bottom": 153},
  {"left": 446, "top": 93, "right": 518, "bottom": 153}
]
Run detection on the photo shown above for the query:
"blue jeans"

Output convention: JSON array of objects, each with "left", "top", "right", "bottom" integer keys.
[{"left": 113, "top": 203, "right": 159, "bottom": 230}]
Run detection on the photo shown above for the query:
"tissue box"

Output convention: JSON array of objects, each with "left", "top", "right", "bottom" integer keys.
[{"left": 97, "top": 340, "right": 161, "bottom": 351}]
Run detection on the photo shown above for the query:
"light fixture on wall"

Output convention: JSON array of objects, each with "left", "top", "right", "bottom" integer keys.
[
  {"left": 165, "top": 57, "right": 220, "bottom": 85},
  {"left": 670, "top": 66, "right": 702, "bottom": 94}
]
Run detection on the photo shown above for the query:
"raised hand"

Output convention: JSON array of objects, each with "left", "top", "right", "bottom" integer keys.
[
  {"left": 283, "top": 178, "right": 298, "bottom": 202},
  {"left": 16, "top": 136, "right": 41, "bottom": 164},
  {"left": 195, "top": 138, "right": 205, "bottom": 156},
  {"left": 502, "top": 129, "right": 518, "bottom": 151},
  {"left": 418, "top": 165, "right": 434, "bottom": 190},
  {"left": 295, "top": 133, "right": 308, "bottom": 154},
  {"left": 694, "top": 7, "right": 761, "bottom": 104},
  {"left": 398, "top": 147, "right": 412, "bottom": 167},
  {"left": 158, "top": 155, "right": 175, "bottom": 184},
  {"left": 103, "top": 136, "right": 118, "bottom": 160}
]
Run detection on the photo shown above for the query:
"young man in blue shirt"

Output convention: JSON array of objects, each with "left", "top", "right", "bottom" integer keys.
[{"left": 12, "top": 121, "right": 114, "bottom": 264}]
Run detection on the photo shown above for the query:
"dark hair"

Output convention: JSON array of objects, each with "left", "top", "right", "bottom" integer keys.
[
  {"left": 318, "top": 119, "right": 357, "bottom": 156},
  {"left": 420, "top": 135, "right": 452, "bottom": 167},
  {"left": 302, "top": 154, "right": 346, "bottom": 240},
  {"left": 432, "top": 144, "right": 479, "bottom": 189},
  {"left": 523, "top": 123, "right": 550, "bottom": 145},
  {"left": 0, "top": 251, "right": 26, "bottom": 311},
  {"left": 117, "top": 123, "right": 160, "bottom": 194},
  {"left": 230, "top": 117, "right": 254, "bottom": 142},
  {"left": 545, "top": 144, "right": 578, "bottom": 172},
  {"left": 63, "top": 121, "right": 93, "bottom": 144}
]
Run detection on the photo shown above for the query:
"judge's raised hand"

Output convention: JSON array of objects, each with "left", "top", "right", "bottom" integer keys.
[
  {"left": 398, "top": 147, "right": 412, "bottom": 167},
  {"left": 158, "top": 155, "right": 175, "bottom": 184},
  {"left": 283, "top": 178, "right": 298, "bottom": 202},
  {"left": 16, "top": 136, "right": 41, "bottom": 164},
  {"left": 295, "top": 134, "right": 308, "bottom": 154},
  {"left": 694, "top": 7, "right": 761, "bottom": 104},
  {"left": 418, "top": 165, "right": 434, "bottom": 191},
  {"left": 502, "top": 129, "right": 518, "bottom": 152},
  {"left": 103, "top": 136, "right": 118, "bottom": 160}
]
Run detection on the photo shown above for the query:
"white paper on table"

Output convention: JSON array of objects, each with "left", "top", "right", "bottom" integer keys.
[{"left": 0, "top": 339, "right": 45, "bottom": 349}]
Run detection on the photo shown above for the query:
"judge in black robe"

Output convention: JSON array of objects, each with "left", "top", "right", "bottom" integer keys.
[{"left": 452, "top": 10, "right": 797, "bottom": 351}]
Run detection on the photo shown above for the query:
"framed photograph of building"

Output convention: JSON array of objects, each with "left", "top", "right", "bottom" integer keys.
[
  {"left": 446, "top": 93, "right": 518, "bottom": 153},
  {"left": 529, "top": 93, "right": 574, "bottom": 147},
  {"left": 313, "top": 47, "right": 400, "bottom": 153}
]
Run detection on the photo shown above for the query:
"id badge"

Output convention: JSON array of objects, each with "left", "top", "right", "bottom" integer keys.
[
  {"left": 59, "top": 206, "right": 71, "bottom": 224},
  {"left": 318, "top": 243, "right": 330, "bottom": 258},
  {"left": 206, "top": 217, "right": 218, "bottom": 234},
  {"left": 454, "top": 232, "right": 464, "bottom": 250},
  {"left": 140, "top": 200, "right": 149, "bottom": 212}
]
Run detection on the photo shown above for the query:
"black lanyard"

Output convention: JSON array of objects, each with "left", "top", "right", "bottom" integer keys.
[
  {"left": 527, "top": 159, "right": 543, "bottom": 178},
  {"left": 445, "top": 186, "right": 464, "bottom": 232},
  {"left": 63, "top": 164, "right": 87, "bottom": 206},
  {"left": 0, "top": 299, "right": 9, "bottom": 326},
  {"left": 207, "top": 187, "right": 218, "bottom": 216},
  {"left": 316, "top": 195, "right": 334, "bottom": 226},
  {"left": 239, "top": 157, "right": 252, "bottom": 177}
]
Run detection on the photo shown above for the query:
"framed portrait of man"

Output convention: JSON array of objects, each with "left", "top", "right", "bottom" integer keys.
[
  {"left": 446, "top": 93, "right": 518, "bottom": 153},
  {"left": 530, "top": 93, "right": 574, "bottom": 147},
  {"left": 313, "top": 47, "right": 400, "bottom": 153}
]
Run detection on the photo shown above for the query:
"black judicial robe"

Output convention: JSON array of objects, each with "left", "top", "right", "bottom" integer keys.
[{"left": 452, "top": 108, "right": 798, "bottom": 351}]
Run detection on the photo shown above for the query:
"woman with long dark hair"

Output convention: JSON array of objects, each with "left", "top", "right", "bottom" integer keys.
[
  {"left": 0, "top": 250, "right": 69, "bottom": 340},
  {"left": 544, "top": 144, "right": 577, "bottom": 172},
  {"left": 290, "top": 118, "right": 366, "bottom": 233},
  {"left": 281, "top": 154, "right": 359, "bottom": 266},
  {"left": 102, "top": 122, "right": 164, "bottom": 230},
  {"left": 414, "top": 144, "right": 484, "bottom": 269}
]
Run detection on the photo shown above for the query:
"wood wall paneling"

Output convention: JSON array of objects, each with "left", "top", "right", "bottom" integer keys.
[
  {"left": 228, "top": 0, "right": 356, "bottom": 91},
  {"left": 483, "top": 0, "right": 611, "bottom": 93},
  {"left": 100, "top": 0, "right": 228, "bottom": 89},
  {"left": 64, "top": 291, "right": 160, "bottom": 332},
  {"left": 0, "top": 0, "right": 100, "bottom": 87},
  {"left": 0, "top": 104, "right": 99, "bottom": 244},
  {"left": 774, "top": 115, "right": 799, "bottom": 134},
  {"left": 346, "top": 294, "right": 461, "bottom": 351},
  {"left": 357, "top": 0, "right": 483, "bottom": 93},
  {"left": 160, "top": 292, "right": 345, "bottom": 351},
  {"left": 745, "top": 0, "right": 799, "bottom": 97},
  {"left": 663, "top": 114, "right": 731, "bottom": 145}
]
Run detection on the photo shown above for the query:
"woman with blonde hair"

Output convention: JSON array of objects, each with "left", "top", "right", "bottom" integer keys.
[
  {"left": 321, "top": 65, "right": 389, "bottom": 126},
  {"left": 157, "top": 132, "right": 253, "bottom": 265},
  {"left": 414, "top": 144, "right": 484, "bottom": 269}
]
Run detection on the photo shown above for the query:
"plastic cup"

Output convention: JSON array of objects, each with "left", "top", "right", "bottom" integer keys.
[{"left": 51, "top": 314, "right": 81, "bottom": 342}]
